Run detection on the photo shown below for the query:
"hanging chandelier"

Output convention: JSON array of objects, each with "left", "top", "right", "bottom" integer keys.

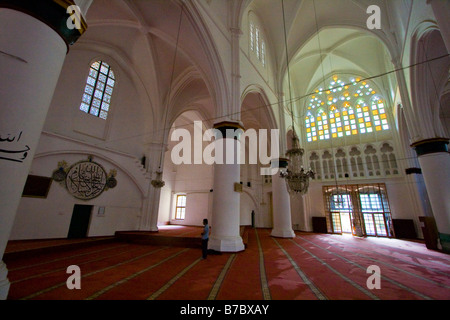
[
  {"left": 151, "top": 3, "right": 184, "bottom": 190},
  {"left": 279, "top": 0, "right": 314, "bottom": 195},
  {"left": 281, "top": 131, "right": 315, "bottom": 195},
  {"left": 151, "top": 170, "right": 165, "bottom": 189}
]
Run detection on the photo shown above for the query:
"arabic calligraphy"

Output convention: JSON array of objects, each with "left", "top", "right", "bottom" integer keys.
[
  {"left": 52, "top": 156, "right": 118, "bottom": 200},
  {"left": 0, "top": 131, "right": 30, "bottom": 163},
  {"left": 65, "top": 161, "right": 107, "bottom": 200}
]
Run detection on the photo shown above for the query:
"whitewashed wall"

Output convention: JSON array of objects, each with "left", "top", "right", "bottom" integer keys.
[
  {"left": 8, "top": 45, "right": 151, "bottom": 240},
  {"left": 10, "top": 148, "right": 145, "bottom": 240}
]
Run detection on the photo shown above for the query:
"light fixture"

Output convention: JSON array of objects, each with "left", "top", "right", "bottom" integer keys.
[
  {"left": 151, "top": 171, "right": 165, "bottom": 188},
  {"left": 281, "top": 132, "right": 315, "bottom": 195},
  {"left": 279, "top": 0, "right": 314, "bottom": 195},
  {"left": 151, "top": 3, "right": 184, "bottom": 189}
]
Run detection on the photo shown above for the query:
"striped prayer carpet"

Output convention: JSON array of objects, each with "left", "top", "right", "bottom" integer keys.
[{"left": 4, "top": 228, "right": 450, "bottom": 300}]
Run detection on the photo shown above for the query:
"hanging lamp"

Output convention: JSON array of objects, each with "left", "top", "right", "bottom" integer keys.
[
  {"left": 151, "top": 2, "right": 184, "bottom": 189},
  {"left": 279, "top": 0, "right": 314, "bottom": 195}
]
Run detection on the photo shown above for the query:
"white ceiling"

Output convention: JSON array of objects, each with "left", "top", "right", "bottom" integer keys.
[{"left": 80, "top": 0, "right": 398, "bottom": 131}]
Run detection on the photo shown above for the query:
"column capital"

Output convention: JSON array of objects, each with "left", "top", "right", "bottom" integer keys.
[
  {"left": 213, "top": 121, "right": 245, "bottom": 137},
  {"left": 0, "top": 0, "right": 87, "bottom": 50},
  {"left": 411, "top": 137, "right": 449, "bottom": 156}
]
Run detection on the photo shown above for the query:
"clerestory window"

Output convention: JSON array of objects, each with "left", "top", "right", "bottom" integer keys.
[
  {"left": 250, "top": 21, "right": 266, "bottom": 67},
  {"left": 79, "top": 61, "right": 116, "bottom": 120}
]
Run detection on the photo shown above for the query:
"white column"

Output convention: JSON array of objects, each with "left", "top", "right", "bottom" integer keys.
[
  {"left": 0, "top": 262, "right": 9, "bottom": 301},
  {"left": 140, "top": 180, "right": 163, "bottom": 232},
  {"left": 209, "top": 122, "right": 245, "bottom": 252},
  {"left": 412, "top": 139, "right": 450, "bottom": 252},
  {"left": 139, "top": 143, "right": 167, "bottom": 232},
  {"left": 0, "top": 2, "right": 87, "bottom": 299},
  {"left": 271, "top": 159, "right": 295, "bottom": 238},
  {"left": 229, "top": 27, "right": 242, "bottom": 122}
]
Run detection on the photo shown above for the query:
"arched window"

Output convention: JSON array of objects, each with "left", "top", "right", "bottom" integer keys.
[
  {"left": 306, "top": 75, "right": 389, "bottom": 142},
  {"left": 79, "top": 60, "right": 116, "bottom": 120},
  {"left": 249, "top": 20, "right": 266, "bottom": 67}
]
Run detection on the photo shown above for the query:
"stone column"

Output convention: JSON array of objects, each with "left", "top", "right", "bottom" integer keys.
[
  {"left": 139, "top": 142, "right": 167, "bottom": 232},
  {"left": 412, "top": 138, "right": 450, "bottom": 252},
  {"left": 271, "top": 158, "right": 295, "bottom": 238},
  {"left": 0, "top": 0, "right": 88, "bottom": 299},
  {"left": 209, "top": 121, "right": 245, "bottom": 252}
]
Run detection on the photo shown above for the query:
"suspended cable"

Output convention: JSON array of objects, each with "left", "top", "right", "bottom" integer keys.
[{"left": 89, "top": 37, "right": 450, "bottom": 146}]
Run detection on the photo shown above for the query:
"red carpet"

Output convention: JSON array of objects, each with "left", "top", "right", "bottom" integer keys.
[{"left": 4, "top": 227, "right": 450, "bottom": 300}]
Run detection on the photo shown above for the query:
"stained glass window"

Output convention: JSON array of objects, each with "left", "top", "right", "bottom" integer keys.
[
  {"left": 305, "top": 75, "right": 389, "bottom": 142},
  {"left": 80, "top": 61, "right": 115, "bottom": 120},
  {"left": 306, "top": 113, "right": 317, "bottom": 142}
]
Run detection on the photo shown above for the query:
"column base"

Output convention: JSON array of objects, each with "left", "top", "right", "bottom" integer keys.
[
  {"left": 0, "top": 262, "right": 10, "bottom": 300},
  {"left": 271, "top": 228, "right": 296, "bottom": 238},
  {"left": 209, "top": 236, "right": 245, "bottom": 253},
  {"left": 439, "top": 233, "right": 450, "bottom": 253}
]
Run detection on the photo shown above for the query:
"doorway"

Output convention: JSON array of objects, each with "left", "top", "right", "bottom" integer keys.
[
  {"left": 68, "top": 204, "right": 93, "bottom": 239},
  {"left": 324, "top": 184, "right": 394, "bottom": 238},
  {"left": 329, "top": 193, "right": 353, "bottom": 234}
]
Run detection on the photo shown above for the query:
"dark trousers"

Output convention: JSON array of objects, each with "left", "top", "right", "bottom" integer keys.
[{"left": 202, "top": 239, "right": 208, "bottom": 258}]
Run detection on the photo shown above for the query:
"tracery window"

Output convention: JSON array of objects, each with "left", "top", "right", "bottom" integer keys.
[
  {"left": 306, "top": 75, "right": 389, "bottom": 142},
  {"left": 79, "top": 61, "right": 116, "bottom": 120}
]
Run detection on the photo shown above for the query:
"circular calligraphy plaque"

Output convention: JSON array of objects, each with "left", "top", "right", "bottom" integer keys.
[{"left": 65, "top": 161, "right": 107, "bottom": 200}]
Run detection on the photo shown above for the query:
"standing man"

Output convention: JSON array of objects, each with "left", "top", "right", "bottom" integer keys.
[{"left": 201, "top": 219, "right": 210, "bottom": 259}]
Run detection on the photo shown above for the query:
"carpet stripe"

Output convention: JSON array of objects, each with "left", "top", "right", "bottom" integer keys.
[
  {"left": 328, "top": 243, "right": 450, "bottom": 289},
  {"left": 147, "top": 257, "right": 203, "bottom": 300},
  {"left": 272, "top": 237, "right": 328, "bottom": 300},
  {"left": 207, "top": 254, "right": 236, "bottom": 300},
  {"left": 319, "top": 234, "right": 450, "bottom": 269},
  {"left": 20, "top": 247, "right": 167, "bottom": 300},
  {"left": 316, "top": 234, "right": 450, "bottom": 278},
  {"left": 8, "top": 243, "right": 129, "bottom": 272},
  {"left": 289, "top": 239, "right": 380, "bottom": 300},
  {"left": 86, "top": 248, "right": 191, "bottom": 300},
  {"left": 10, "top": 245, "right": 142, "bottom": 284},
  {"left": 298, "top": 236, "right": 434, "bottom": 300},
  {"left": 255, "top": 229, "right": 271, "bottom": 300}
]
